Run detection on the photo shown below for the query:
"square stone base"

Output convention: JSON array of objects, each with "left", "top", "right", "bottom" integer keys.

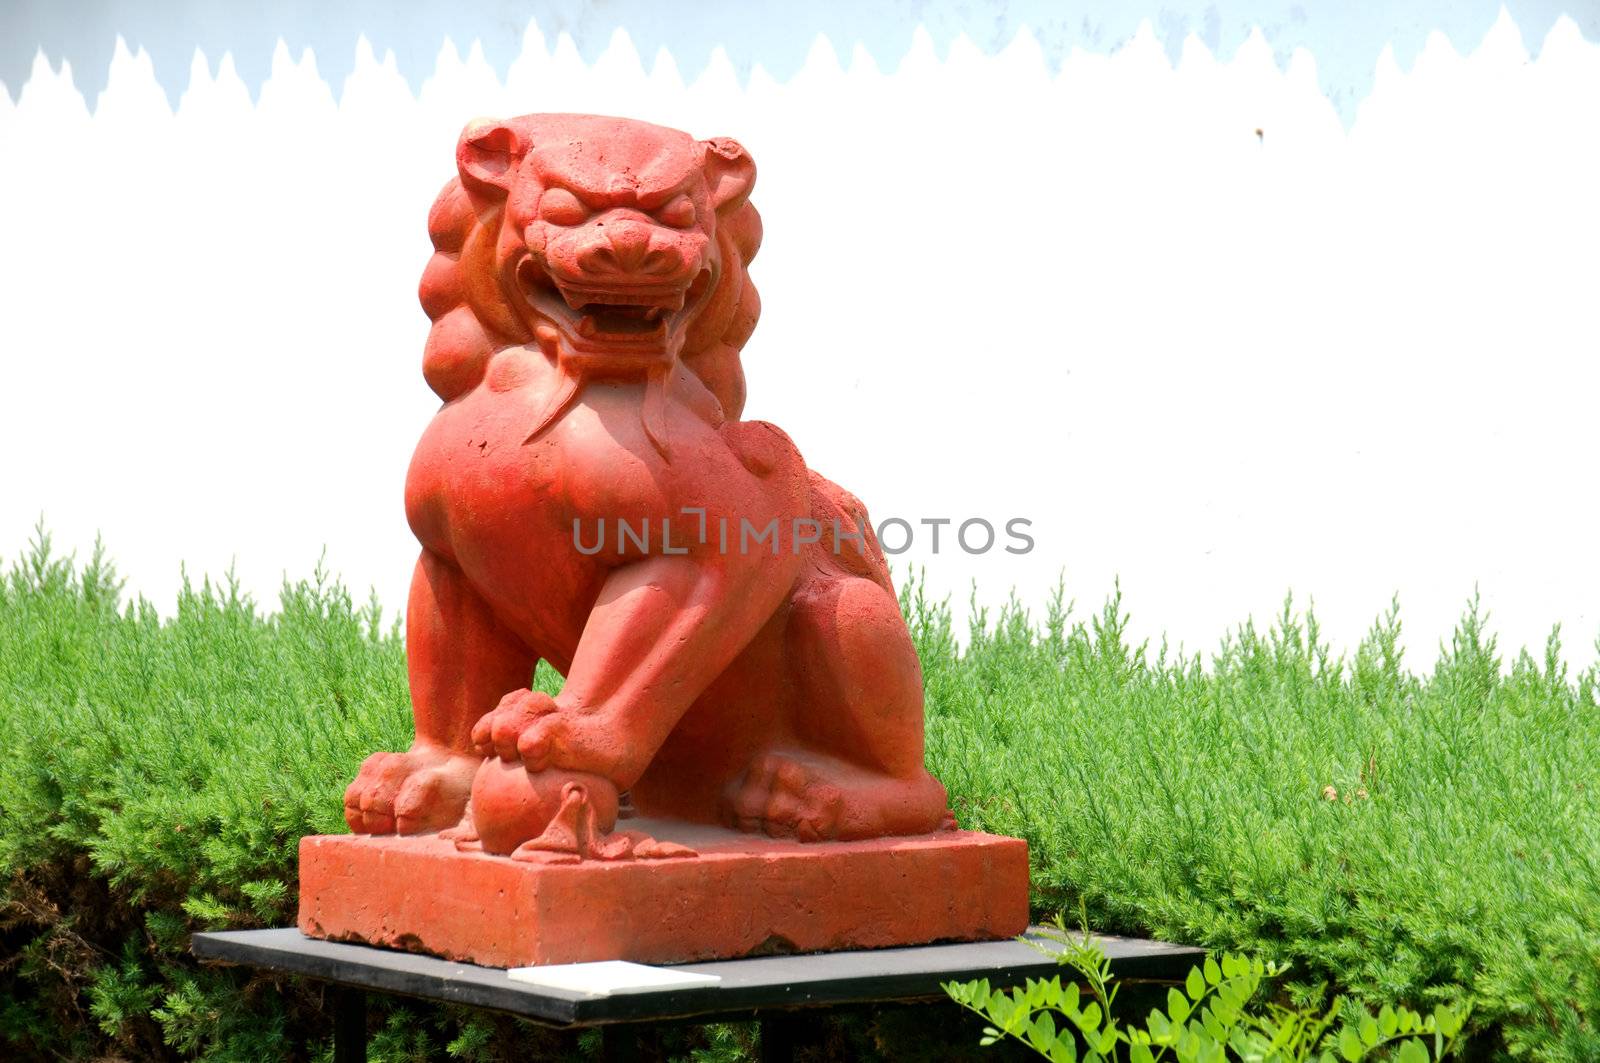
[{"left": 298, "top": 822, "right": 1030, "bottom": 968}]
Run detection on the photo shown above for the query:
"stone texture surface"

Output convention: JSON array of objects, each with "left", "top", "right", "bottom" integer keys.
[
  {"left": 311, "top": 114, "right": 1033, "bottom": 964},
  {"left": 299, "top": 825, "right": 1029, "bottom": 968},
  {"left": 341, "top": 115, "right": 956, "bottom": 854}
]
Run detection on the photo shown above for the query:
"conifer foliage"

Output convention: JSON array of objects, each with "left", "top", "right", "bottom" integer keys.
[{"left": 1, "top": 529, "right": 1596, "bottom": 1059}]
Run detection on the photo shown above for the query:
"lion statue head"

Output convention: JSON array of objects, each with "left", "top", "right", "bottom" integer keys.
[{"left": 418, "top": 114, "right": 763, "bottom": 451}]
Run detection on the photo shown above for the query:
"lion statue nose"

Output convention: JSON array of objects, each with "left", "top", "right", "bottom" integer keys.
[
  {"left": 576, "top": 220, "right": 678, "bottom": 277},
  {"left": 606, "top": 222, "right": 651, "bottom": 270}
]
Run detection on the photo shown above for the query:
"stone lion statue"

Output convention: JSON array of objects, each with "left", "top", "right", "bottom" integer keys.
[{"left": 343, "top": 114, "right": 951, "bottom": 859}]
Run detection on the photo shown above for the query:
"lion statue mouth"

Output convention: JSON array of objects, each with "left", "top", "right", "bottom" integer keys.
[
  {"left": 510, "top": 259, "right": 720, "bottom": 455},
  {"left": 516, "top": 260, "right": 715, "bottom": 360}
]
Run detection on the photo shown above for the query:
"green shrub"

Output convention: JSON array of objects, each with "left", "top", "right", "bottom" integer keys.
[
  {"left": 1, "top": 526, "right": 1597, "bottom": 1059},
  {"left": 911, "top": 576, "right": 1600, "bottom": 1061},
  {"left": 0, "top": 527, "right": 581, "bottom": 1060}
]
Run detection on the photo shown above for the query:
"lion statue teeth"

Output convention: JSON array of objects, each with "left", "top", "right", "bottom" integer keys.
[{"left": 343, "top": 113, "right": 953, "bottom": 856}]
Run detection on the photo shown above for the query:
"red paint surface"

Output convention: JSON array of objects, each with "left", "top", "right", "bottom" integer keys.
[
  {"left": 299, "top": 828, "right": 1030, "bottom": 967},
  {"left": 312, "top": 114, "right": 1030, "bottom": 960}
]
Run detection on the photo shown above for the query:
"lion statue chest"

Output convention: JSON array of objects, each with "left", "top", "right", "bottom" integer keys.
[{"left": 404, "top": 345, "right": 799, "bottom": 663}]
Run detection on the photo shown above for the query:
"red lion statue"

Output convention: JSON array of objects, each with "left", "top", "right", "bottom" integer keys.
[{"left": 343, "top": 114, "right": 951, "bottom": 859}]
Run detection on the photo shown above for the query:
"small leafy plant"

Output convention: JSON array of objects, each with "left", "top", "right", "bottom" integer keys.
[{"left": 944, "top": 918, "right": 1469, "bottom": 1063}]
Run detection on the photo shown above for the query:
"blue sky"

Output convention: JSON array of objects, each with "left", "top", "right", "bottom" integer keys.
[{"left": 5, "top": 1, "right": 1599, "bottom": 121}]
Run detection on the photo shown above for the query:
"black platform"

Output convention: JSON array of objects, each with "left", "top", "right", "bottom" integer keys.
[{"left": 192, "top": 927, "right": 1203, "bottom": 1060}]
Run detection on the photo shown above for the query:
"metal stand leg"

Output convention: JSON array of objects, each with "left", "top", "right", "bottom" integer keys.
[
  {"left": 600, "top": 1024, "right": 643, "bottom": 1062},
  {"left": 331, "top": 985, "right": 367, "bottom": 1063},
  {"left": 760, "top": 1012, "right": 803, "bottom": 1063}
]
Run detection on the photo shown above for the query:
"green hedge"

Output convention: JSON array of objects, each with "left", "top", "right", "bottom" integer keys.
[{"left": 1, "top": 528, "right": 1596, "bottom": 1059}]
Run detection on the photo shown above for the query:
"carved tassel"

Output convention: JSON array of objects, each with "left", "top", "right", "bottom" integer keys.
[
  {"left": 522, "top": 370, "right": 583, "bottom": 446},
  {"left": 640, "top": 364, "right": 672, "bottom": 461}
]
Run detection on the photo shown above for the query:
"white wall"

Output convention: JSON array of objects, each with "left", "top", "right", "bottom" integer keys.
[{"left": 2, "top": 8, "right": 1597, "bottom": 669}]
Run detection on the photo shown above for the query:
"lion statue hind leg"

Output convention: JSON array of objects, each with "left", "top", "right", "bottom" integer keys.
[{"left": 720, "top": 571, "right": 952, "bottom": 841}]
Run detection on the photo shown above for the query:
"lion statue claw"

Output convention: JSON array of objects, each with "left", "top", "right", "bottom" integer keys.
[{"left": 343, "top": 114, "right": 952, "bottom": 856}]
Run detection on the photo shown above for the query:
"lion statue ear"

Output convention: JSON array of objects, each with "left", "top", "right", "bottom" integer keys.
[
  {"left": 457, "top": 118, "right": 529, "bottom": 199},
  {"left": 701, "top": 137, "right": 756, "bottom": 213}
]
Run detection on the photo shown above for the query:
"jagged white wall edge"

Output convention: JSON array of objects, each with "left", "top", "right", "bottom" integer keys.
[{"left": 1, "top": 13, "right": 1597, "bottom": 669}]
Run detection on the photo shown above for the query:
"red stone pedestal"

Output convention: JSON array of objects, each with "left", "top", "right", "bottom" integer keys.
[{"left": 298, "top": 823, "right": 1029, "bottom": 968}]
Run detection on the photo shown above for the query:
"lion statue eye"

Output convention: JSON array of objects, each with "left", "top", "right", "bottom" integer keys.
[
  {"left": 657, "top": 195, "right": 696, "bottom": 228},
  {"left": 538, "top": 188, "right": 589, "bottom": 226}
]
